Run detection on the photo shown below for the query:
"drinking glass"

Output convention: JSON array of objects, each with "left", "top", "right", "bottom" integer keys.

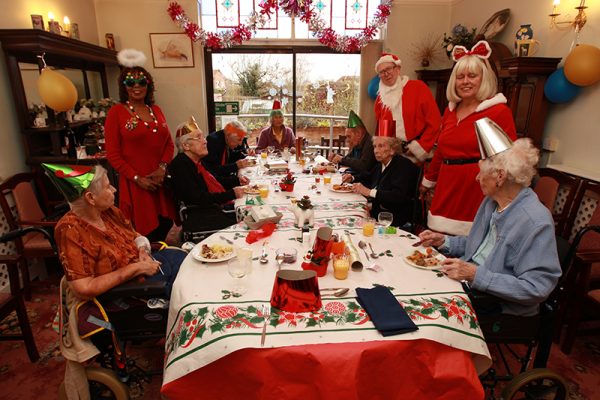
[
  {"left": 378, "top": 212, "right": 393, "bottom": 238},
  {"left": 259, "top": 184, "right": 269, "bottom": 199},
  {"left": 362, "top": 217, "right": 376, "bottom": 237},
  {"left": 228, "top": 258, "right": 249, "bottom": 296},
  {"left": 333, "top": 254, "right": 350, "bottom": 280},
  {"left": 323, "top": 175, "right": 332, "bottom": 184}
]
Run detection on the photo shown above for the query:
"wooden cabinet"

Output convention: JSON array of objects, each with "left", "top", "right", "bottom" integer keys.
[
  {"left": 417, "top": 56, "right": 561, "bottom": 147},
  {"left": 0, "top": 29, "right": 118, "bottom": 165}
]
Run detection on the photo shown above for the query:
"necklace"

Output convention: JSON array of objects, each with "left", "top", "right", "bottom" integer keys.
[{"left": 127, "top": 101, "right": 158, "bottom": 133}]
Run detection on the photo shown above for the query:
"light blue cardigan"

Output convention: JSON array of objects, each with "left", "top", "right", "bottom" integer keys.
[{"left": 447, "top": 188, "right": 562, "bottom": 316}]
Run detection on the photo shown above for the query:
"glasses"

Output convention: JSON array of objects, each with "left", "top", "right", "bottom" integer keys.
[
  {"left": 123, "top": 77, "right": 148, "bottom": 87},
  {"left": 377, "top": 66, "right": 397, "bottom": 77}
]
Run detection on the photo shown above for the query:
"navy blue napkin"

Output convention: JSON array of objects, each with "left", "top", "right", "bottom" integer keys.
[{"left": 356, "top": 286, "right": 418, "bottom": 336}]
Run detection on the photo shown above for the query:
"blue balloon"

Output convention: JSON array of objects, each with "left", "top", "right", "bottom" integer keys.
[
  {"left": 544, "top": 67, "right": 582, "bottom": 103},
  {"left": 368, "top": 75, "right": 380, "bottom": 99}
]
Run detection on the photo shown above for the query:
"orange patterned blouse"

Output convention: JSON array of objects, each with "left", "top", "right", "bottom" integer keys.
[{"left": 55, "top": 206, "right": 140, "bottom": 281}]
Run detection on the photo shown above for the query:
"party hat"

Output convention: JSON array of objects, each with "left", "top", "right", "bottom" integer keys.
[
  {"left": 347, "top": 110, "right": 365, "bottom": 129},
  {"left": 176, "top": 116, "right": 200, "bottom": 138},
  {"left": 41, "top": 163, "right": 95, "bottom": 202},
  {"left": 270, "top": 100, "right": 283, "bottom": 117},
  {"left": 224, "top": 122, "right": 247, "bottom": 140},
  {"left": 376, "top": 120, "right": 396, "bottom": 137},
  {"left": 475, "top": 117, "right": 513, "bottom": 159}
]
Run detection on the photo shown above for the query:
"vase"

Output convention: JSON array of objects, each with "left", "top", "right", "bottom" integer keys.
[
  {"left": 280, "top": 183, "right": 294, "bottom": 192},
  {"left": 515, "top": 24, "right": 533, "bottom": 53}
]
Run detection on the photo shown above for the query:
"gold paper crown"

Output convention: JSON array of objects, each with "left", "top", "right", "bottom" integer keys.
[{"left": 176, "top": 116, "right": 200, "bottom": 138}]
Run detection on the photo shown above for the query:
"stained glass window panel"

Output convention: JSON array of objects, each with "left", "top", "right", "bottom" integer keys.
[
  {"left": 215, "top": 0, "right": 240, "bottom": 28},
  {"left": 254, "top": 0, "right": 278, "bottom": 30},
  {"left": 345, "top": 0, "right": 368, "bottom": 30},
  {"left": 311, "top": 0, "right": 332, "bottom": 31}
]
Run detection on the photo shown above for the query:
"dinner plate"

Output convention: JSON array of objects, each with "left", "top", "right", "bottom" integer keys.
[
  {"left": 244, "top": 187, "right": 261, "bottom": 195},
  {"left": 191, "top": 243, "right": 236, "bottom": 263},
  {"left": 329, "top": 185, "right": 353, "bottom": 193},
  {"left": 403, "top": 250, "right": 445, "bottom": 270}
]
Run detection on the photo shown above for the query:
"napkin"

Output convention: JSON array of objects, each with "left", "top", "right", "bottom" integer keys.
[
  {"left": 245, "top": 222, "right": 276, "bottom": 244},
  {"left": 356, "top": 286, "right": 418, "bottom": 337}
]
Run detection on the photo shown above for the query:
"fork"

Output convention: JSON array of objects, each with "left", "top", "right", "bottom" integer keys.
[
  {"left": 220, "top": 235, "right": 234, "bottom": 245},
  {"left": 260, "top": 304, "right": 270, "bottom": 347}
]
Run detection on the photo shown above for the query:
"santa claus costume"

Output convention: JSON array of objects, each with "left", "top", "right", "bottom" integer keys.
[
  {"left": 374, "top": 53, "right": 441, "bottom": 162},
  {"left": 422, "top": 42, "right": 517, "bottom": 236}
]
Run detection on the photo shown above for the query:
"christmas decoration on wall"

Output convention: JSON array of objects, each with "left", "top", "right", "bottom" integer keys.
[{"left": 167, "top": 0, "right": 392, "bottom": 52}]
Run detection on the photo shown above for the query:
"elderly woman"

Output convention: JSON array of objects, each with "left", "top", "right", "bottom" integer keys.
[
  {"left": 169, "top": 118, "right": 246, "bottom": 235},
  {"left": 342, "top": 125, "right": 420, "bottom": 227},
  {"left": 203, "top": 120, "right": 254, "bottom": 177},
  {"left": 256, "top": 100, "right": 296, "bottom": 152},
  {"left": 419, "top": 135, "right": 561, "bottom": 316},
  {"left": 420, "top": 41, "right": 517, "bottom": 236},
  {"left": 105, "top": 49, "right": 176, "bottom": 241}
]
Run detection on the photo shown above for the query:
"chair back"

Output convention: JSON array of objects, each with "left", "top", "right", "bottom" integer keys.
[
  {"left": 564, "top": 179, "right": 600, "bottom": 243},
  {"left": 535, "top": 168, "right": 581, "bottom": 238},
  {"left": 534, "top": 176, "right": 559, "bottom": 211}
]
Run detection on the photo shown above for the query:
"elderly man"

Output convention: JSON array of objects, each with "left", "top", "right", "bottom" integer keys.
[
  {"left": 328, "top": 110, "right": 376, "bottom": 175},
  {"left": 374, "top": 53, "right": 441, "bottom": 163},
  {"left": 203, "top": 120, "right": 253, "bottom": 177},
  {"left": 342, "top": 121, "right": 420, "bottom": 227},
  {"left": 169, "top": 117, "right": 246, "bottom": 234},
  {"left": 256, "top": 100, "right": 296, "bottom": 152}
]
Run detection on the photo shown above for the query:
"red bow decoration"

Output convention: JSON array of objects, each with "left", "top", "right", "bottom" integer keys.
[{"left": 451, "top": 40, "right": 492, "bottom": 62}]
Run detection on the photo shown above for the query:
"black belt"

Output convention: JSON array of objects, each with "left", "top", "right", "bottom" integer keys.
[{"left": 443, "top": 158, "right": 480, "bottom": 165}]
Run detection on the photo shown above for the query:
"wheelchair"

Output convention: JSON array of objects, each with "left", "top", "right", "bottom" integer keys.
[{"left": 0, "top": 226, "right": 170, "bottom": 400}]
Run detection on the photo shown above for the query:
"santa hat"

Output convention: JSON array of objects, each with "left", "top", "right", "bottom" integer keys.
[
  {"left": 376, "top": 120, "right": 396, "bottom": 138},
  {"left": 270, "top": 100, "right": 283, "bottom": 117},
  {"left": 41, "top": 164, "right": 96, "bottom": 202},
  {"left": 375, "top": 53, "right": 401, "bottom": 73},
  {"left": 176, "top": 116, "right": 200, "bottom": 139}
]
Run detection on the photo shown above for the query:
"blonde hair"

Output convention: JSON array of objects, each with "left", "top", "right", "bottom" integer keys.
[
  {"left": 447, "top": 56, "right": 497, "bottom": 104},
  {"left": 483, "top": 138, "right": 540, "bottom": 187}
]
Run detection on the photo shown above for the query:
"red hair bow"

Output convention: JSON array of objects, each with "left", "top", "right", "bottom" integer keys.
[{"left": 451, "top": 40, "right": 492, "bottom": 62}]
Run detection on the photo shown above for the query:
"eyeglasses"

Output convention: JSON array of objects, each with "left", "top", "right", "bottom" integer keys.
[
  {"left": 123, "top": 77, "right": 148, "bottom": 87},
  {"left": 377, "top": 66, "right": 397, "bottom": 77}
]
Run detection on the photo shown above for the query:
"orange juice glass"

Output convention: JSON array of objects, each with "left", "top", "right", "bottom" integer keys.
[
  {"left": 333, "top": 254, "right": 350, "bottom": 280},
  {"left": 298, "top": 157, "right": 306, "bottom": 167},
  {"left": 324, "top": 175, "right": 332, "bottom": 184},
  {"left": 362, "top": 218, "right": 375, "bottom": 237},
  {"left": 261, "top": 151, "right": 268, "bottom": 160},
  {"left": 259, "top": 185, "right": 269, "bottom": 198}
]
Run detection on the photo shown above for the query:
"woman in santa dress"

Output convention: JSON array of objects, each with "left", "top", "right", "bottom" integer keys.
[
  {"left": 105, "top": 49, "right": 176, "bottom": 241},
  {"left": 420, "top": 41, "right": 517, "bottom": 236}
]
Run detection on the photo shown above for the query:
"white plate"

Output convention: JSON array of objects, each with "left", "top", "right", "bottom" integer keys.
[
  {"left": 191, "top": 243, "right": 236, "bottom": 263},
  {"left": 403, "top": 250, "right": 445, "bottom": 270},
  {"left": 329, "top": 186, "right": 353, "bottom": 193}
]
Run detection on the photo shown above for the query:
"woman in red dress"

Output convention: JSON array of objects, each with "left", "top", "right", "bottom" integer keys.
[
  {"left": 105, "top": 49, "right": 176, "bottom": 241},
  {"left": 420, "top": 41, "right": 517, "bottom": 236}
]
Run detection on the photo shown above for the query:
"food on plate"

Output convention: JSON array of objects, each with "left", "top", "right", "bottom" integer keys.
[
  {"left": 244, "top": 184, "right": 261, "bottom": 194},
  {"left": 332, "top": 183, "right": 353, "bottom": 192},
  {"left": 312, "top": 162, "right": 337, "bottom": 173},
  {"left": 200, "top": 244, "right": 233, "bottom": 260},
  {"left": 406, "top": 248, "right": 442, "bottom": 267}
]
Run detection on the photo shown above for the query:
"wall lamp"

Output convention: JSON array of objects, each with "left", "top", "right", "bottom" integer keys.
[{"left": 549, "top": 0, "right": 588, "bottom": 32}]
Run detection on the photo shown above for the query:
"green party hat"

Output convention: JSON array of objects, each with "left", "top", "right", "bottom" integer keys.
[
  {"left": 347, "top": 110, "right": 365, "bottom": 129},
  {"left": 41, "top": 163, "right": 96, "bottom": 202}
]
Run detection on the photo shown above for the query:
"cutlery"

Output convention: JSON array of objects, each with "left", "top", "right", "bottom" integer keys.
[
  {"left": 259, "top": 241, "right": 269, "bottom": 264},
  {"left": 260, "top": 304, "right": 270, "bottom": 347},
  {"left": 220, "top": 235, "right": 234, "bottom": 245},
  {"left": 357, "top": 241, "right": 370, "bottom": 261},
  {"left": 320, "top": 288, "right": 350, "bottom": 297},
  {"left": 367, "top": 243, "right": 378, "bottom": 259},
  {"left": 412, "top": 240, "right": 424, "bottom": 247},
  {"left": 275, "top": 253, "right": 285, "bottom": 270}
]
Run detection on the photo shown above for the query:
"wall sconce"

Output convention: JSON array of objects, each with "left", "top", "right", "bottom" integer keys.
[{"left": 549, "top": 0, "right": 588, "bottom": 32}]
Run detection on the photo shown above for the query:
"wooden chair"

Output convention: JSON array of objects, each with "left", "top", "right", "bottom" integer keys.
[
  {"left": 0, "top": 253, "right": 39, "bottom": 362},
  {"left": 533, "top": 168, "right": 581, "bottom": 238},
  {"left": 319, "top": 135, "right": 347, "bottom": 158},
  {"left": 0, "top": 173, "right": 59, "bottom": 299}
]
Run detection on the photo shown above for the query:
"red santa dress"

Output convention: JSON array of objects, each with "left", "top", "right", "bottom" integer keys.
[
  {"left": 422, "top": 94, "right": 516, "bottom": 236},
  {"left": 105, "top": 103, "right": 176, "bottom": 236},
  {"left": 374, "top": 77, "right": 441, "bottom": 162}
]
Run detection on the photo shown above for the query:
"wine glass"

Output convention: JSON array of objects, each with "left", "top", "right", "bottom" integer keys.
[
  {"left": 378, "top": 212, "right": 394, "bottom": 238},
  {"left": 227, "top": 258, "right": 249, "bottom": 296},
  {"left": 267, "top": 146, "right": 275, "bottom": 158}
]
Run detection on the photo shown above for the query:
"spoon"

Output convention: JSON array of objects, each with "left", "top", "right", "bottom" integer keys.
[
  {"left": 275, "top": 253, "right": 285, "bottom": 270},
  {"left": 357, "top": 241, "right": 370, "bottom": 261},
  {"left": 320, "top": 288, "right": 350, "bottom": 297},
  {"left": 368, "top": 243, "right": 378, "bottom": 259},
  {"left": 259, "top": 242, "right": 269, "bottom": 264}
]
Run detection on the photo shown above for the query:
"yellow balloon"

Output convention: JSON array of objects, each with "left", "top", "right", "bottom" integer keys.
[
  {"left": 564, "top": 44, "right": 600, "bottom": 87},
  {"left": 37, "top": 68, "right": 78, "bottom": 112}
]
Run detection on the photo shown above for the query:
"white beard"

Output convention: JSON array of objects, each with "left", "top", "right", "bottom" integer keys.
[{"left": 378, "top": 75, "right": 409, "bottom": 109}]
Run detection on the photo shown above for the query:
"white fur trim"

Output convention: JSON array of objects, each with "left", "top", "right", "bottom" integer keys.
[
  {"left": 117, "top": 49, "right": 147, "bottom": 68},
  {"left": 427, "top": 212, "right": 473, "bottom": 236},
  {"left": 475, "top": 93, "right": 507, "bottom": 112},
  {"left": 375, "top": 54, "right": 402, "bottom": 73},
  {"left": 407, "top": 140, "right": 429, "bottom": 161},
  {"left": 421, "top": 177, "right": 436, "bottom": 188}
]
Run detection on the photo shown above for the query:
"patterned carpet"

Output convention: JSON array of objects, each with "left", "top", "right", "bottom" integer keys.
[{"left": 0, "top": 276, "right": 598, "bottom": 399}]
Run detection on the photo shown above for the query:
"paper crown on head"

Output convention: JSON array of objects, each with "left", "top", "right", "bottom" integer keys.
[
  {"left": 176, "top": 116, "right": 200, "bottom": 138},
  {"left": 270, "top": 100, "right": 283, "bottom": 117},
  {"left": 347, "top": 110, "right": 365, "bottom": 129},
  {"left": 375, "top": 52, "right": 401, "bottom": 72},
  {"left": 117, "top": 49, "right": 147, "bottom": 68},
  {"left": 41, "top": 163, "right": 96, "bottom": 202},
  {"left": 475, "top": 117, "right": 513, "bottom": 159},
  {"left": 376, "top": 120, "right": 396, "bottom": 138},
  {"left": 224, "top": 122, "right": 247, "bottom": 140}
]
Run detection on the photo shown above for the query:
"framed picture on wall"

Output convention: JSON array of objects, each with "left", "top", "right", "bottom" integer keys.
[
  {"left": 30, "top": 15, "right": 44, "bottom": 30},
  {"left": 149, "top": 33, "right": 194, "bottom": 68}
]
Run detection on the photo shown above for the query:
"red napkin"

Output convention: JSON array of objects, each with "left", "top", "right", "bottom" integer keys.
[{"left": 245, "top": 222, "right": 276, "bottom": 244}]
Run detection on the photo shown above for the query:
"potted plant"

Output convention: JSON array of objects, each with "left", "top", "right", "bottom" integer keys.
[
  {"left": 442, "top": 24, "right": 477, "bottom": 58},
  {"left": 280, "top": 170, "right": 296, "bottom": 192}
]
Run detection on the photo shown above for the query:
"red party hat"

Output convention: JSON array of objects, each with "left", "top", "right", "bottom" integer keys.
[{"left": 376, "top": 120, "right": 396, "bottom": 137}]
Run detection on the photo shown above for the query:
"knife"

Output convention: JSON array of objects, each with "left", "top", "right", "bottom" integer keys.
[{"left": 220, "top": 235, "right": 234, "bottom": 245}]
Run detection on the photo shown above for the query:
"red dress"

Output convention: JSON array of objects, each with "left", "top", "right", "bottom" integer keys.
[
  {"left": 374, "top": 79, "right": 441, "bottom": 161},
  {"left": 423, "top": 94, "right": 516, "bottom": 235},
  {"left": 105, "top": 103, "right": 176, "bottom": 236}
]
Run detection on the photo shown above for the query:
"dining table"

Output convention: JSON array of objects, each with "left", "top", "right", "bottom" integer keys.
[{"left": 161, "top": 155, "right": 492, "bottom": 399}]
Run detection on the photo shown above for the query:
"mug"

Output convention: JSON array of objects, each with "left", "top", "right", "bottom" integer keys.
[{"left": 515, "top": 39, "right": 541, "bottom": 57}]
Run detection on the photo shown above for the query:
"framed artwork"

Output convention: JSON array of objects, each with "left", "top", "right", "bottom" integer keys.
[
  {"left": 30, "top": 15, "right": 44, "bottom": 30},
  {"left": 70, "top": 23, "right": 80, "bottom": 40},
  {"left": 149, "top": 33, "right": 194, "bottom": 68}
]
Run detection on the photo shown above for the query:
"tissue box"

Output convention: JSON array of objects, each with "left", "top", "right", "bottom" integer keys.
[{"left": 250, "top": 205, "right": 277, "bottom": 222}]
